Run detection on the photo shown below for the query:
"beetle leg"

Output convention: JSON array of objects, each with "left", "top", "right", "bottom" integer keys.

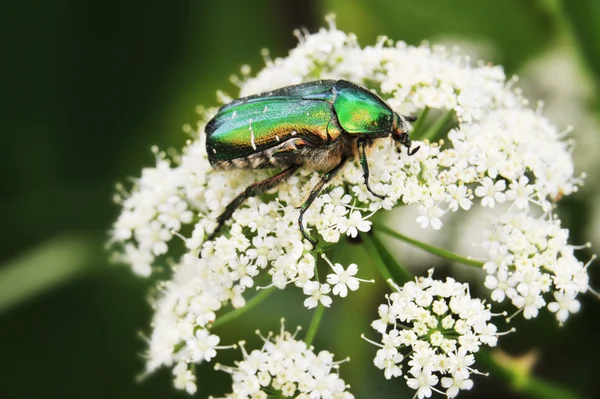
[
  {"left": 206, "top": 164, "right": 301, "bottom": 245},
  {"left": 299, "top": 155, "right": 348, "bottom": 248},
  {"left": 357, "top": 138, "right": 386, "bottom": 200}
]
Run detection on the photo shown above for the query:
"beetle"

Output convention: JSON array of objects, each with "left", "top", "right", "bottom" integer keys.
[{"left": 205, "top": 79, "right": 419, "bottom": 247}]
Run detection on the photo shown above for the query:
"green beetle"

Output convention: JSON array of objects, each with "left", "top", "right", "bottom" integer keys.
[{"left": 205, "top": 79, "right": 419, "bottom": 247}]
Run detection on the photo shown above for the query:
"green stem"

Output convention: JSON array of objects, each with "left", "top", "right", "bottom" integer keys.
[
  {"left": 365, "top": 227, "right": 579, "bottom": 399},
  {"left": 419, "top": 108, "right": 455, "bottom": 142},
  {"left": 371, "top": 233, "right": 412, "bottom": 284},
  {"left": 304, "top": 304, "right": 325, "bottom": 346},
  {"left": 362, "top": 233, "right": 398, "bottom": 288},
  {"left": 377, "top": 224, "right": 484, "bottom": 268},
  {"left": 212, "top": 287, "right": 276, "bottom": 329},
  {"left": 410, "top": 106, "right": 430, "bottom": 137},
  {"left": 304, "top": 242, "right": 348, "bottom": 345}
]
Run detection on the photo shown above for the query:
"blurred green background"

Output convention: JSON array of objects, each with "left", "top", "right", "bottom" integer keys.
[{"left": 3, "top": 1, "right": 600, "bottom": 398}]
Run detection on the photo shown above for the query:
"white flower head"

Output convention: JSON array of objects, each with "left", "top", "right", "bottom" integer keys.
[
  {"left": 109, "top": 16, "right": 592, "bottom": 395},
  {"left": 364, "top": 271, "right": 507, "bottom": 398},
  {"left": 216, "top": 323, "right": 354, "bottom": 399},
  {"left": 482, "top": 213, "right": 594, "bottom": 324}
]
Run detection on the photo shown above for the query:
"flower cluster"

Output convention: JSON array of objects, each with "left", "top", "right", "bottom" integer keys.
[
  {"left": 482, "top": 212, "right": 592, "bottom": 324},
  {"left": 213, "top": 324, "right": 353, "bottom": 399},
  {"left": 366, "top": 271, "right": 503, "bottom": 398},
  {"left": 110, "top": 16, "right": 592, "bottom": 395}
]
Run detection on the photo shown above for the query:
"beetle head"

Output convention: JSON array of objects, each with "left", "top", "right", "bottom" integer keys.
[{"left": 392, "top": 113, "right": 420, "bottom": 156}]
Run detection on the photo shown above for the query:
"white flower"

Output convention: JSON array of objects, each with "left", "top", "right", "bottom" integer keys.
[
  {"left": 322, "top": 186, "right": 352, "bottom": 206},
  {"left": 446, "top": 347, "right": 475, "bottom": 379},
  {"left": 374, "top": 347, "right": 404, "bottom": 379},
  {"left": 246, "top": 236, "right": 276, "bottom": 268},
  {"left": 229, "top": 255, "right": 259, "bottom": 289},
  {"left": 446, "top": 184, "right": 472, "bottom": 211},
  {"left": 406, "top": 367, "right": 439, "bottom": 399},
  {"left": 474, "top": 177, "right": 506, "bottom": 208},
  {"left": 441, "top": 373, "right": 474, "bottom": 398},
  {"left": 216, "top": 325, "right": 354, "bottom": 399},
  {"left": 157, "top": 195, "right": 194, "bottom": 230},
  {"left": 371, "top": 304, "right": 391, "bottom": 334},
  {"left": 326, "top": 263, "right": 360, "bottom": 297},
  {"left": 173, "top": 362, "right": 197, "bottom": 395},
  {"left": 548, "top": 290, "right": 581, "bottom": 326},
  {"left": 135, "top": 220, "right": 171, "bottom": 256},
  {"left": 119, "top": 243, "right": 153, "bottom": 277},
  {"left": 505, "top": 176, "right": 534, "bottom": 210},
  {"left": 337, "top": 210, "right": 372, "bottom": 237},
  {"left": 416, "top": 200, "right": 445, "bottom": 230},
  {"left": 187, "top": 328, "right": 220, "bottom": 363},
  {"left": 484, "top": 268, "right": 517, "bottom": 302},
  {"left": 303, "top": 282, "right": 333, "bottom": 309}
]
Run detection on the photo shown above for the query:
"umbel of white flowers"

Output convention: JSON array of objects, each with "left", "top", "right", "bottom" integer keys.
[
  {"left": 363, "top": 270, "right": 510, "bottom": 399},
  {"left": 211, "top": 321, "right": 354, "bottom": 399},
  {"left": 111, "top": 15, "right": 593, "bottom": 397}
]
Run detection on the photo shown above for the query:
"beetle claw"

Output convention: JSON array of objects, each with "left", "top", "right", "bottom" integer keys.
[
  {"left": 408, "top": 145, "right": 421, "bottom": 156},
  {"left": 367, "top": 187, "right": 387, "bottom": 200},
  {"left": 304, "top": 233, "right": 318, "bottom": 250},
  {"left": 298, "top": 213, "right": 318, "bottom": 249},
  {"left": 300, "top": 226, "right": 318, "bottom": 249}
]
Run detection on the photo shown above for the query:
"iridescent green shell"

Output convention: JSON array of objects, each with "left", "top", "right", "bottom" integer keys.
[
  {"left": 332, "top": 80, "right": 393, "bottom": 135},
  {"left": 205, "top": 80, "right": 394, "bottom": 167}
]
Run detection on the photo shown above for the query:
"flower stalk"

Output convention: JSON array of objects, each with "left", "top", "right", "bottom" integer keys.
[
  {"left": 417, "top": 108, "right": 456, "bottom": 142},
  {"left": 304, "top": 304, "right": 326, "bottom": 346},
  {"left": 376, "top": 224, "right": 484, "bottom": 268},
  {"left": 212, "top": 286, "right": 276, "bottom": 329},
  {"left": 361, "top": 234, "right": 396, "bottom": 288}
]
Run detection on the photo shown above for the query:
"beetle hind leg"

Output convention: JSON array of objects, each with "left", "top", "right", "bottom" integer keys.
[
  {"left": 357, "top": 138, "right": 386, "bottom": 200},
  {"left": 205, "top": 164, "right": 300, "bottom": 247},
  {"left": 299, "top": 155, "right": 348, "bottom": 248}
]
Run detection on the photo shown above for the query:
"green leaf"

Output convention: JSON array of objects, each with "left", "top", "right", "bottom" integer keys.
[
  {"left": 0, "top": 234, "right": 103, "bottom": 313},
  {"left": 561, "top": 0, "right": 600, "bottom": 90}
]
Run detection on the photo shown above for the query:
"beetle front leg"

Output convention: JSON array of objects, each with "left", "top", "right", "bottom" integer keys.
[
  {"left": 206, "top": 164, "right": 301, "bottom": 245},
  {"left": 298, "top": 155, "right": 348, "bottom": 248},
  {"left": 357, "top": 138, "right": 386, "bottom": 200}
]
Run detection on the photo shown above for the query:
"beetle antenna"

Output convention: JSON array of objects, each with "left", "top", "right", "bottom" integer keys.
[{"left": 404, "top": 115, "right": 417, "bottom": 122}]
